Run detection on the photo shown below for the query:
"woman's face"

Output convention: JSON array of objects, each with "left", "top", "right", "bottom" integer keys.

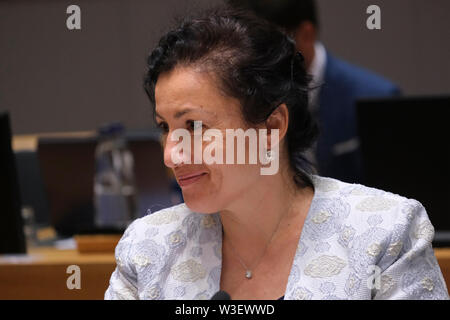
[{"left": 154, "top": 66, "right": 264, "bottom": 213}]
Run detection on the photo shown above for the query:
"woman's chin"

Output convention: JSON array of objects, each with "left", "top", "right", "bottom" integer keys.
[{"left": 182, "top": 192, "right": 220, "bottom": 214}]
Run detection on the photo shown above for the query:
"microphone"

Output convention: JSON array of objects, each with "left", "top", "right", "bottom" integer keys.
[{"left": 210, "top": 290, "right": 231, "bottom": 300}]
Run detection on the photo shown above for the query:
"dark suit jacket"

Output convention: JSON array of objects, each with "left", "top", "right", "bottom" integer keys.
[{"left": 315, "top": 52, "right": 401, "bottom": 183}]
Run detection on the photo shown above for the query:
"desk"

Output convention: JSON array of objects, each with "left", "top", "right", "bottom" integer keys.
[
  {"left": 435, "top": 248, "right": 450, "bottom": 291},
  {"left": 0, "top": 247, "right": 116, "bottom": 300},
  {"left": 1, "top": 247, "right": 450, "bottom": 299}
]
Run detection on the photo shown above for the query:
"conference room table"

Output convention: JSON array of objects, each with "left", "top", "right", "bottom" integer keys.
[
  {"left": 0, "top": 244, "right": 449, "bottom": 300},
  {"left": 0, "top": 235, "right": 118, "bottom": 300}
]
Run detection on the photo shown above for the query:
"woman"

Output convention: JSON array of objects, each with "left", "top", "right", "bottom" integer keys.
[{"left": 105, "top": 8, "right": 448, "bottom": 300}]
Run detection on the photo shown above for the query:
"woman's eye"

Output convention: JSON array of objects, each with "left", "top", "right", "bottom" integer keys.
[
  {"left": 157, "top": 122, "right": 169, "bottom": 133},
  {"left": 187, "top": 120, "right": 203, "bottom": 131}
]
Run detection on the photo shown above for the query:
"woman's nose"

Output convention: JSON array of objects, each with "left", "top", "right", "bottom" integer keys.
[
  {"left": 163, "top": 133, "right": 192, "bottom": 168},
  {"left": 163, "top": 136, "right": 177, "bottom": 168}
]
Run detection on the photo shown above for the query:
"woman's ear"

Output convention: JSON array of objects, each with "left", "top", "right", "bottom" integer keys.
[{"left": 265, "top": 103, "right": 289, "bottom": 149}]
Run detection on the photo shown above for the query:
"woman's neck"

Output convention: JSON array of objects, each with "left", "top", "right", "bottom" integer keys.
[{"left": 219, "top": 168, "right": 314, "bottom": 263}]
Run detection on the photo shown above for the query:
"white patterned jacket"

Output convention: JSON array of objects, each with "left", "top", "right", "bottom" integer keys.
[{"left": 105, "top": 176, "right": 449, "bottom": 300}]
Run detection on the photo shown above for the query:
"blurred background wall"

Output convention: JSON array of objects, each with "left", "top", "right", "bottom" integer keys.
[{"left": 1, "top": 0, "right": 449, "bottom": 134}]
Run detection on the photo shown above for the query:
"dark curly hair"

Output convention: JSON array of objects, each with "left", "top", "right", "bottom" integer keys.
[
  {"left": 226, "top": 0, "right": 319, "bottom": 32},
  {"left": 144, "top": 7, "right": 319, "bottom": 189}
]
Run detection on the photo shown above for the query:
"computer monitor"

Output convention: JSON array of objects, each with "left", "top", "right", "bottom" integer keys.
[
  {"left": 15, "top": 150, "right": 51, "bottom": 226},
  {"left": 0, "top": 112, "right": 26, "bottom": 253},
  {"left": 356, "top": 96, "right": 450, "bottom": 247},
  {"left": 37, "top": 130, "right": 174, "bottom": 237}
]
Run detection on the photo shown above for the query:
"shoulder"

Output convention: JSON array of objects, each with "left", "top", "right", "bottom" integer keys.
[
  {"left": 324, "top": 52, "right": 400, "bottom": 96},
  {"left": 114, "top": 201, "right": 221, "bottom": 267},
  {"left": 118, "top": 203, "right": 209, "bottom": 246},
  {"left": 132, "top": 203, "right": 193, "bottom": 233},
  {"left": 113, "top": 203, "right": 199, "bottom": 271},
  {"left": 305, "top": 176, "right": 448, "bottom": 299},
  {"left": 310, "top": 175, "right": 433, "bottom": 245},
  {"left": 107, "top": 203, "right": 222, "bottom": 299}
]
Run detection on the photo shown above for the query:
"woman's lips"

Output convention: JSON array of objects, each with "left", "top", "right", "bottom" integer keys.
[{"left": 177, "top": 172, "right": 208, "bottom": 187}]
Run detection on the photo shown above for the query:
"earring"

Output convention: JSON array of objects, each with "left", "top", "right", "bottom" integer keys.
[{"left": 266, "top": 149, "right": 273, "bottom": 162}]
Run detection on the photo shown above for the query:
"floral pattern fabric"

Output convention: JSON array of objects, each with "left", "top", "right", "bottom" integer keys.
[{"left": 105, "top": 176, "right": 449, "bottom": 300}]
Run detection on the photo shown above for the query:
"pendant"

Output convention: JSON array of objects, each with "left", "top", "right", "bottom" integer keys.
[{"left": 245, "top": 270, "right": 252, "bottom": 279}]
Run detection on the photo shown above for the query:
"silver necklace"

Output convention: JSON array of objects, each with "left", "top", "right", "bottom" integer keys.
[
  {"left": 227, "top": 240, "right": 257, "bottom": 279},
  {"left": 224, "top": 211, "right": 287, "bottom": 280}
]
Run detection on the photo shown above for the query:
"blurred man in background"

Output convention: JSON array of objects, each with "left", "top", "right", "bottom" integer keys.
[{"left": 227, "top": 0, "right": 401, "bottom": 183}]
